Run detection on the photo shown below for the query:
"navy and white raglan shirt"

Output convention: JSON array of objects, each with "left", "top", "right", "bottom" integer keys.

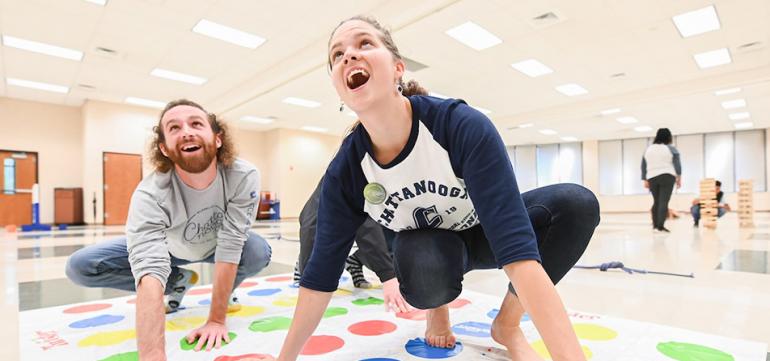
[{"left": 300, "top": 95, "right": 540, "bottom": 292}]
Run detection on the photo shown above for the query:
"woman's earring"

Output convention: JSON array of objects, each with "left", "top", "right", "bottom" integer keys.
[
  {"left": 396, "top": 83, "right": 403, "bottom": 95},
  {"left": 339, "top": 101, "right": 344, "bottom": 112}
]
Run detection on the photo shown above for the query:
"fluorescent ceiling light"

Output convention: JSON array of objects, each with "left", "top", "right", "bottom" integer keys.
[
  {"left": 301, "top": 126, "right": 328, "bottom": 133},
  {"left": 561, "top": 136, "right": 577, "bottom": 142},
  {"left": 192, "top": 19, "right": 266, "bottom": 49},
  {"left": 539, "top": 129, "right": 557, "bottom": 135},
  {"left": 2, "top": 35, "right": 83, "bottom": 61},
  {"left": 518, "top": 123, "right": 534, "bottom": 128},
  {"left": 240, "top": 116, "right": 274, "bottom": 124},
  {"left": 721, "top": 99, "right": 746, "bottom": 109},
  {"left": 672, "top": 5, "right": 721, "bottom": 38},
  {"left": 472, "top": 105, "right": 491, "bottom": 114},
  {"left": 714, "top": 87, "right": 741, "bottom": 96},
  {"left": 445, "top": 21, "right": 502, "bottom": 51},
  {"left": 150, "top": 68, "right": 207, "bottom": 85},
  {"left": 83, "top": 0, "right": 107, "bottom": 5},
  {"left": 555, "top": 83, "right": 588, "bottom": 96},
  {"left": 734, "top": 122, "right": 753, "bottom": 129},
  {"left": 282, "top": 97, "right": 321, "bottom": 108},
  {"left": 125, "top": 96, "right": 166, "bottom": 109},
  {"left": 510, "top": 59, "right": 553, "bottom": 77},
  {"left": 634, "top": 126, "right": 653, "bottom": 132},
  {"left": 728, "top": 112, "right": 750, "bottom": 121},
  {"left": 616, "top": 116, "right": 639, "bottom": 124},
  {"left": 600, "top": 108, "right": 621, "bottom": 115},
  {"left": 6, "top": 77, "right": 69, "bottom": 93},
  {"left": 693, "top": 48, "right": 731, "bottom": 69},
  {"left": 429, "top": 92, "right": 449, "bottom": 99}
]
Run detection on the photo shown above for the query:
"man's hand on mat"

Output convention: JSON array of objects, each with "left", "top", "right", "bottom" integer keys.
[
  {"left": 383, "top": 278, "right": 412, "bottom": 313},
  {"left": 186, "top": 321, "right": 230, "bottom": 351}
]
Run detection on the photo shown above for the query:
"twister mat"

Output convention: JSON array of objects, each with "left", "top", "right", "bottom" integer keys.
[{"left": 20, "top": 273, "right": 767, "bottom": 360}]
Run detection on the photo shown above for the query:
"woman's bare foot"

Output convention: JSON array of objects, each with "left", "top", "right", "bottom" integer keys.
[
  {"left": 424, "top": 305, "right": 456, "bottom": 348},
  {"left": 491, "top": 316, "right": 543, "bottom": 361}
]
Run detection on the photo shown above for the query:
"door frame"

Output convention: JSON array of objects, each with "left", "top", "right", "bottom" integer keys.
[
  {"left": 102, "top": 151, "right": 143, "bottom": 225},
  {"left": 1, "top": 149, "right": 39, "bottom": 226}
]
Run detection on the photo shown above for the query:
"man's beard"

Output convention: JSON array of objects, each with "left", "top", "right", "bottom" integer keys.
[{"left": 165, "top": 138, "right": 217, "bottom": 174}]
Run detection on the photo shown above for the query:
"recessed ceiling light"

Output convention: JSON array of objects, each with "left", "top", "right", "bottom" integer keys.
[
  {"left": 728, "top": 112, "right": 750, "bottom": 121},
  {"left": 240, "top": 116, "right": 274, "bottom": 124},
  {"left": 734, "top": 122, "right": 753, "bottom": 129},
  {"left": 282, "top": 97, "right": 321, "bottom": 108},
  {"left": 634, "top": 126, "right": 653, "bottom": 132},
  {"left": 672, "top": 5, "right": 721, "bottom": 38},
  {"left": 518, "top": 123, "right": 534, "bottom": 128},
  {"left": 2, "top": 35, "right": 83, "bottom": 61},
  {"left": 472, "top": 105, "right": 491, "bottom": 114},
  {"left": 192, "top": 19, "right": 266, "bottom": 49},
  {"left": 6, "top": 77, "right": 69, "bottom": 93},
  {"left": 714, "top": 87, "right": 741, "bottom": 96},
  {"left": 693, "top": 48, "right": 731, "bottom": 69},
  {"left": 721, "top": 99, "right": 746, "bottom": 109},
  {"left": 150, "top": 68, "right": 207, "bottom": 85},
  {"left": 600, "top": 108, "right": 621, "bottom": 115},
  {"left": 510, "top": 59, "right": 553, "bottom": 77},
  {"left": 561, "top": 136, "right": 577, "bottom": 142},
  {"left": 125, "top": 96, "right": 165, "bottom": 109},
  {"left": 555, "top": 83, "right": 588, "bottom": 96},
  {"left": 539, "top": 129, "right": 557, "bottom": 135},
  {"left": 616, "top": 116, "right": 639, "bottom": 124},
  {"left": 301, "top": 126, "right": 328, "bottom": 133},
  {"left": 445, "top": 21, "right": 502, "bottom": 51},
  {"left": 429, "top": 92, "right": 449, "bottom": 99}
]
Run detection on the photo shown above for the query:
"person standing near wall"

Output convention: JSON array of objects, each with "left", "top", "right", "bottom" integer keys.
[{"left": 642, "top": 128, "right": 682, "bottom": 232}]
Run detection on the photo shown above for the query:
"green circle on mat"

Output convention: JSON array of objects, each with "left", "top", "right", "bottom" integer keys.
[
  {"left": 99, "top": 351, "right": 139, "bottom": 361},
  {"left": 352, "top": 297, "right": 384, "bottom": 306},
  {"left": 249, "top": 316, "right": 292, "bottom": 332},
  {"left": 657, "top": 341, "right": 734, "bottom": 361},
  {"left": 180, "top": 332, "right": 237, "bottom": 351},
  {"left": 364, "top": 183, "right": 386, "bottom": 204},
  {"left": 323, "top": 307, "right": 348, "bottom": 318}
]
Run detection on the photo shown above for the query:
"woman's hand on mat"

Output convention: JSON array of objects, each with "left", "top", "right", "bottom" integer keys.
[
  {"left": 186, "top": 321, "right": 230, "bottom": 352},
  {"left": 383, "top": 278, "right": 412, "bottom": 313}
]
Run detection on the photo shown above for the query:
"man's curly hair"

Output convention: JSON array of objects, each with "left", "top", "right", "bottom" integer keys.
[{"left": 149, "top": 99, "right": 236, "bottom": 173}]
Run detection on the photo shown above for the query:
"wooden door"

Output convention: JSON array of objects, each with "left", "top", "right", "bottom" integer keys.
[
  {"left": 0, "top": 150, "right": 37, "bottom": 226},
  {"left": 103, "top": 152, "right": 142, "bottom": 225}
]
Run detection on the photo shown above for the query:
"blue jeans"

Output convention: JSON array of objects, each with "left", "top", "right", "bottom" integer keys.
[
  {"left": 392, "top": 183, "right": 600, "bottom": 309},
  {"left": 65, "top": 231, "right": 271, "bottom": 295},
  {"left": 691, "top": 204, "right": 726, "bottom": 223}
]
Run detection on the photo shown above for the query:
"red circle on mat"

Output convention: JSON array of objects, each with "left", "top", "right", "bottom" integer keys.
[
  {"left": 63, "top": 303, "right": 112, "bottom": 314},
  {"left": 300, "top": 335, "right": 345, "bottom": 355},
  {"left": 187, "top": 288, "right": 212, "bottom": 295},
  {"left": 448, "top": 298, "right": 471, "bottom": 309},
  {"left": 396, "top": 309, "right": 427, "bottom": 321},
  {"left": 126, "top": 298, "right": 137, "bottom": 304},
  {"left": 238, "top": 281, "right": 259, "bottom": 288},
  {"left": 265, "top": 276, "right": 293, "bottom": 282},
  {"left": 214, "top": 354, "right": 273, "bottom": 361},
  {"left": 348, "top": 320, "right": 397, "bottom": 336}
]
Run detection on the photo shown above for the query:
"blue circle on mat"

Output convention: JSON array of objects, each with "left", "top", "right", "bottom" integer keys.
[
  {"left": 451, "top": 322, "right": 491, "bottom": 337},
  {"left": 405, "top": 338, "right": 463, "bottom": 359},
  {"left": 69, "top": 314, "right": 125, "bottom": 328},
  {"left": 360, "top": 358, "right": 399, "bottom": 361},
  {"left": 198, "top": 299, "right": 211, "bottom": 305},
  {"left": 248, "top": 288, "right": 282, "bottom": 296},
  {"left": 486, "top": 309, "right": 530, "bottom": 322}
]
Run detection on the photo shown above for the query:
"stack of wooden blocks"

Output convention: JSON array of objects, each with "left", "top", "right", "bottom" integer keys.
[
  {"left": 738, "top": 179, "right": 754, "bottom": 228},
  {"left": 699, "top": 178, "right": 718, "bottom": 229}
]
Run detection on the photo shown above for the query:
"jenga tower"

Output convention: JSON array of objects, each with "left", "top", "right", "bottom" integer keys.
[
  {"left": 738, "top": 179, "right": 754, "bottom": 228},
  {"left": 699, "top": 179, "right": 718, "bottom": 229}
]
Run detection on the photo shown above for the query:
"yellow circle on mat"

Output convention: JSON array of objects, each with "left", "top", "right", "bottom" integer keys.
[
  {"left": 273, "top": 296, "right": 298, "bottom": 307},
  {"left": 531, "top": 340, "right": 593, "bottom": 360},
  {"left": 78, "top": 329, "right": 136, "bottom": 347},
  {"left": 573, "top": 323, "right": 618, "bottom": 341},
  {"left": 334, "top": 288, "right": 353, "bottom": 296},
  {"left": 229, "top": 305, "right": 266, "bottom": 317},
  {"left": 166, "top": 316, "right": 206, "bottom": 331}
]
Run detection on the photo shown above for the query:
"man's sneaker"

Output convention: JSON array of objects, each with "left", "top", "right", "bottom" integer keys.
[
  {"left": 165, "top": 268, "right": 198, "bottom": 314},
  {"left": 227, "top": 294, "right": 241, "bottom": 313},
  {"left": 345, "top": 254, "right": 372, "bottom": 289}
]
